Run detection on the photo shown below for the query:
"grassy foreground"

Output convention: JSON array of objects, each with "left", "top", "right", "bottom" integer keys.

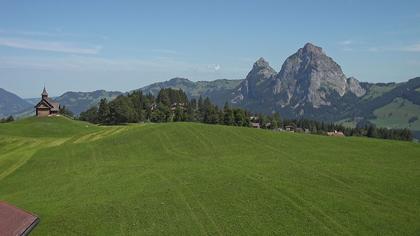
[{"left": 0, "top": 117, "right": 419, "bottom": 235}]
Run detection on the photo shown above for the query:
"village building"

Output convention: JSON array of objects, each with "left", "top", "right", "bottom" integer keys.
[
  {"left": 327, "top": 130, "right": 345, "bottom": 137},
  {"left": 170, "top": 102, "right": 186, "bottom": 111},
  {"left": 34, "top": 87, "right": 60, "bottom": 117},
  {"left": 251, "top": 122, "right": 260, "bottom": 128},
  {"left": 0, "top": 201, "right": 39, "bottom": 235},
  {"left": 295, "top": 127, "right": 304, "bottom": 133},
  {"left": 285, "top": 125, "right": 296, "bottom": 132}
]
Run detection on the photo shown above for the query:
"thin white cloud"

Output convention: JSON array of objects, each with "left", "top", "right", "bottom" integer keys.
[
  {"left": 365, "top": 43, "right": 420, "bottom": 53},
  {"left": 0, "top": 37, "right": 102, "bottom": 54},
  {"left": 151, "top": 49, "right": 178, "bottom": 54},
  {"left": 407, "top": 60, "right": 420, "bottom": 66},
  {"left": 207, "top": 64, "right": 221, "bottom": 71},
  {"left": 0, "top": 56, "right": 249, "bottom": 83},
  {"left": 338, "top": 40, "right": 357, "bottom": 52},
  {"left": 0, "top": 29, "right": 107, "bottom": 41},
  {"left": 339, "top": 40, "right": 353, "bottom": 46},
  {"left": 368, "top": 47, "right": 380, "bottom": 52},
  {"left": 0, "top": 56, "right": 230, "bottom": 75},
  {"left": 401, "top": 43, "right": 420, "bottom": 52}
]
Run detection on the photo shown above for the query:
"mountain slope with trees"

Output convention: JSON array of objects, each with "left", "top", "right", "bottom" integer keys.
[
  {"left": 0, "top": 88, "right": 32, "bottom": 117},
  {"left": 79, "top": 88, "right": 412, "bottom": 141}
]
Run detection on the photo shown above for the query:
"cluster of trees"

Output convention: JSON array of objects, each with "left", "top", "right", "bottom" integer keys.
[
  {"left": 59, "top": 106, "right": 74, "bottom": 117},
  {"left": 280, "top": 118, "right": 412, "bottom": 141},
  {"left": 358, "top": 124, "right": 412, "bottom": 141},
  {"left": 79, "top": 88, "right": 413, "bottom": 141},
  {"left": 79, "top": 88, "right": 254, "bottom": 126},
  {"left": 0, "top": 116, "right": 14, "bottom": 123}
]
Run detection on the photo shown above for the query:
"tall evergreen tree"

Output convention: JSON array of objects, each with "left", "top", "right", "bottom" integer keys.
[{"left": 97, "top": 99, "right": 111, "bottom": 124}]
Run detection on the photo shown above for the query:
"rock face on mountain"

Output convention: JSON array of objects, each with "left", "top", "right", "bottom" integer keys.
[
  {"left": 230, "top": 43, "right": 367, "bottom": 118},
  {"left": 273, "top": 43, "right": 364, "bottom": 108},
  {"left": 346, "top": 77, "right": 366, "bottom": 97},
  {"left": 232, "top": 58, "right": 276, "bottom": 103}
]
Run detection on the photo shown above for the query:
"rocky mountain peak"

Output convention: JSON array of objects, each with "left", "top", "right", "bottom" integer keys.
[
  {"left": 249, "top": 57, "right": 276, "bottom": 78},
  {"left": 274, "top": 43, "right": 359, "bottom": 108},
  {"left": 246, "top": 58, "right": 277, "bottom": 81},
  {"left": 301, "top": 42, "right": 323, "bottom": 55},
  {"left": 346, "top": 77, "right": 366, "bottom": 97},
  {"left": 253, "top": 57, "right": 270, "bottom": 69},
  {"left": 232, "top": 43, "right": 368, "bottom": 110},
  {"left": 231, "top": 58, "right": 276, "bottom": 103}
]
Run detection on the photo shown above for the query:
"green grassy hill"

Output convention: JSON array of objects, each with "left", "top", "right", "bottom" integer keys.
[
  {"left": 0, "top": 117, "right": 419, "bottom": 235},
  {"left": 371, "top": 97, "right": 420, "bottom": 130}
]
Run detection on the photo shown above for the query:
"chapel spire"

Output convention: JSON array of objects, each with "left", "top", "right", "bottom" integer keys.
[{"left": 41, "top": 86, "right": 48, "bottom": 99}]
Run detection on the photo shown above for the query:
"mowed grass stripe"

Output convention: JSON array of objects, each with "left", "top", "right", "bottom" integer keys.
[
  {"left": 187, "top": 126, "right": 351, "bottom": 235},
  {"left": 226, "top": 127, "right": 419, "bottom": 218}
]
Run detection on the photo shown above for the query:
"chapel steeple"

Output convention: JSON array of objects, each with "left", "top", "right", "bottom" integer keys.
[{"left": 41, "top": 86, "right": 48, "bottom": 99}]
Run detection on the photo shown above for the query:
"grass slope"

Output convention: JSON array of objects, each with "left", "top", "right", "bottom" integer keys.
[
  {"left": 0, "top": 117, "right": 420, "bottom": 235},
  {"left": 371, "top": 97, "right": 420, "bottom": 130}
]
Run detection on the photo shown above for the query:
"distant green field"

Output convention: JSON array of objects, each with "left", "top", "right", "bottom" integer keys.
[
  {"left": 362, "top": 83, "right": 398, "bottom": 101},
  {"left": 371, "top": 97, "right": 420, "bottom": 130},
  {"left": 1, "top": 117, "right": 420, "bottom": 235}
]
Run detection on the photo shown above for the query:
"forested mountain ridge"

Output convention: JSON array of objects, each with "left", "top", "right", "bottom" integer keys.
[
  {"left": 0, "top": 88, "right": 32, "bottom": 117},
  {"left": 139, "top": 77, "right": 241, "bottom": 106}
]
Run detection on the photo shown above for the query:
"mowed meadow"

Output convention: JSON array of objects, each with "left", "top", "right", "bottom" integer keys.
[{"left": 0, "top": 117, "right": 420, "bottom": 235}]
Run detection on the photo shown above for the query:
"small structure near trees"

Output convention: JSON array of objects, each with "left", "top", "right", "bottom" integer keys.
[
  {"left": 285, "top": 125, "right": 296, "bottom": 132},
  {"left": 251, "top": 122, "right": 260, "bottom": 128},
  {"left": 327, "top": 130, "right": 345, "bottom": 137},
  {"left": 34, "top": 86, "right": 60, "bottom": 117}
]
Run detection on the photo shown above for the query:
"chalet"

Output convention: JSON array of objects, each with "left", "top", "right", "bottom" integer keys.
[
  {"left": 34, "top": 87, "right": 60, "bottom": 117},
  {"left": 150, "top": 103, "right": 157, "bottom": 111},
  {"left": 170, "top": 102, "right": 186, "bottom": 111},
  {"left": 0, "top": 201, "right": 39, "bottom": 236},
  {"left": 327, "top": 130, "right": 345, "bottom": 137},
  {"left": 295, "top": 127, "right": 304, "bottom": 133},
  {"left": 284, "top": 125, "right": 296, "bottom": 132},
  {"left": 251, "top": 122, "right": 260, "bottom": 128}
]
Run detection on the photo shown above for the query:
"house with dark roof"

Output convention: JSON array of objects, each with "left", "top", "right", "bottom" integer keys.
[
  {"left": 0, "top": 201, "right": 39, "bottom": 235},
  {"left": 34, "top": 87, "right": 60, "bottom": 117}
]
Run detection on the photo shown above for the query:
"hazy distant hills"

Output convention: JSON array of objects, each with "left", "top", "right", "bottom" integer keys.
[
  {"left": 54, "top": 90, "right": 122, "bottom": 115},
  {"left": 0, "top": 88, "right": 32, "bottom": 117},
  {"left": 4, "top": 90, "right": 122, "bottom": 117},
  {"left": 139, "top": 78, "right": 241, "bottom": 105},
  {"left": 1, "top": 42, "right": 419, "bottom": 137}
]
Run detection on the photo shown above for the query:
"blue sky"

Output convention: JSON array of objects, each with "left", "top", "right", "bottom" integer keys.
[{"left": 1, "top": 0, "right": 420, "bottom": 97}]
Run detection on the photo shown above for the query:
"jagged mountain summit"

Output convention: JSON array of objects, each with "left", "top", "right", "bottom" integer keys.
[
  {"left": 227, "top": 43, "right": 374, "bottom": 120},
  {"left": 274, "top": 43, "right": 365, "bottom": 108},
  {"left": 233, "top": 43, "right": 365, "bottom": 112},
  {"left": 231, "top": 57, "right": 277, "bottom": 103}
]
